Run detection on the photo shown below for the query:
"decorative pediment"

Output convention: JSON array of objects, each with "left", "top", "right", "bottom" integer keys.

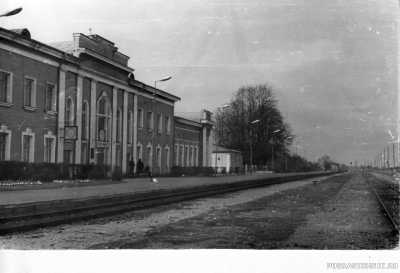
[
  {"left": 0, "top": 124, "right": 7, "bottom": 132},
  {"left": 25, "top": 127, "right": 32, "bottom": 135},
  {"left": 47, "top": 130, "right": 53, "bottom": 136}
]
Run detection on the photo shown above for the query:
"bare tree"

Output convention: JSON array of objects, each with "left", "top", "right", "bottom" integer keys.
[{"left": 214, "top": 84, "right": 293, "bottom": 167}]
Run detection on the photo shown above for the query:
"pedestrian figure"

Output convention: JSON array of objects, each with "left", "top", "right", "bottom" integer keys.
[
  {"left": 136, "top": 159, "right": 144, "bottom": 175},
  {"left": 129, "top": 157, "right": 135, "bottom": 178}
]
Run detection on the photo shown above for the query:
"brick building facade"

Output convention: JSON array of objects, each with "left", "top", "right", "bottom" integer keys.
[
  {"left": 0, "top": 27, "right": 180, "bottom": 175},
  {"left": 174, "top": 110, "right": 215, "bottom": 168}
]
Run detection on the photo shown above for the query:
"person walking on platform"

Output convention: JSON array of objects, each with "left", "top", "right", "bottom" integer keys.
[
  {"left": 136, "top": 159, "right": 144, "bottom": 175},
  {"left": 129, "top": 157, "right": 135, "bottom": 178}
]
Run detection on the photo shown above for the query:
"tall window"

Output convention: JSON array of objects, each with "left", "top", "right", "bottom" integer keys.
[
  {"left": 195, "top": 147, "right": 198, "bottom": 166},
  {"left": 165, "top": 116, "right": 171, "bottom": 134},
  {"left": 147, "top": 111, "right": 154, "bottom": 130},
  {"left": 137, "top": 144, "right": 142, "bottom": 161},
  {"left": 138, "top": 109, "right": 143, "bottom": 129},
  {"left": 45, "top": 84, "right": 56, "bottom": 111},
  {"left": 97, "top": 98, "right": 110, "bottom": 142},
  {"left": 189, "top": 146, "right": 193, "bottom": 167},
  {"left": 127, "top": 112, "right": 133, "bottom": 144},
  {"left": 116, "top": 109, "right": 122, "bottom": 143},
  {"left": 65, "top": 98, "right": 74, "bottom": 126},
  {"left": 156, "top": 147, "right": 161, "bottom": 172},
  {"left": 0, "top": 72, "right": 11, "bottom": 103},
  {"left": 0, "top": 133, "right": 6, "bottom": 161},
  {"left": 82, "top": 102, "right": 88, "bottom": 140},
  {"left": 180, "top": 145, "right": 184, "bottom": 166},
  {"left": 44, "top": 138, "right": 52, "bottom": 163},
  {"left": 157, "top": 114, "right": 162, "bottom": 133},
  {"left": 22, "top": 135, "right": 32, "bottom": 162},
  {"left": 24, "top": 77, "right": 35, "bottom": 107},
  {"left": 165, "top": 147, "right": 170, "bottom": 172},
  {"left": 147, "top": 146, "right": 152, "bottom": 167}
]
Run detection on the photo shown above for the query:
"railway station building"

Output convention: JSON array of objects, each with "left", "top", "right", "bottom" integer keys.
[
  {"left": 174, "top": 110, "right": 216, "bottom": 168},
  {"left": 0, "top": 27, "right": 184, "bottom": 175}
]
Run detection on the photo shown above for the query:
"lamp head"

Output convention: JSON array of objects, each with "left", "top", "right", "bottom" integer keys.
[
  {"left": 251, "top": 119, "right": 260, "bottom": 124},
  {"left": 0, "top": 7, "right": 22, "bottom": 17}
]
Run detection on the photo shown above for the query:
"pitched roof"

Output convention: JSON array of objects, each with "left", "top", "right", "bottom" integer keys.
[
  {"left": 212, "top": 144, "right": 243, "bottom": 154},
  {"left": 47, "top": 41, "right": 74, "bottom": 54}
]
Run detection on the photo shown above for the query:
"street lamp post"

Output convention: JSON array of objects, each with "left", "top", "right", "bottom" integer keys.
[
  {"left": 151, "top": 76, "right": 171, "bottom": 182},
  {"left": 250, "top": 119, "right": 260, "bottom": 175},
  {"left": 0, "top": 7, "right": 22, "bottom": 17},
  {"left": 214, "top": 105, "right": 229, "bottom": 177},
  {"left": 295, "top": 141, "right": 300, "bottom": 172}
]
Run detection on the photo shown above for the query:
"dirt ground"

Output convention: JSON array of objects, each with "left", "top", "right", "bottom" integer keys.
[{"left": 1, "top": 172, "right": 398, "bottom": 250}]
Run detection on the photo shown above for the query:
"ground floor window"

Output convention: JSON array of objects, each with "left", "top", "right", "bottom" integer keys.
[
  {"left": 22, "top": 135, "right": 32, "bottom": 162},
  {"left": 147, "top": 146, "right": 152, "bottom": 168},
  {"left": 44, "top": 138, "right": 53, "bottom": 163},
  {"left": 156, "top": 147, "right": 161, "bottom": 172}
]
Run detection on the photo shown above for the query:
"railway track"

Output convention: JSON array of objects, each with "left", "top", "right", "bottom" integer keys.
[
  {"left": 363, "top": 172, "right": 399, "bottom": 234},
  {"left": 0, "top": 172, "right": 334, "bottom": 235}
]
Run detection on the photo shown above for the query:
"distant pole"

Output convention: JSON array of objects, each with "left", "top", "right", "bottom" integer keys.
[
  {"left": 393, "top": 143, "right": 396, "bottom": 168},
  {"left": 250, "top": 119, "right": 260, "bottom": 175}
]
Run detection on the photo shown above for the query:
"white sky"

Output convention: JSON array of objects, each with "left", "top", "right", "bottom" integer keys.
[{"left": 1, "top": 0, "right": 398, "bottom": 166}]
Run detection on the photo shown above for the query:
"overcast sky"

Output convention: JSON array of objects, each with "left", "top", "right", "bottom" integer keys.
[{"left": 2, "top": 0, "right": 398, "bottom": 166}]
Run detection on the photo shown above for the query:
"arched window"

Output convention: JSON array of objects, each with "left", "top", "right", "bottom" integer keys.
[
  {"left": 82, "top": 101, "right": 89, "bottom": 140},
  {"left": 116, "top": 109, "right": 122, "bottom": 143},
  {"left": 65, "top": 97, "right": 74, "bottom": 126},
  {"left": 97, "top": 98, "right": 110, "bottom": 142},
  {"left": 127, "top": 111, "right": 133, "bottom": 144}
]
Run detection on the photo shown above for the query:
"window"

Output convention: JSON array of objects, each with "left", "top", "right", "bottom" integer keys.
[
  {"left": 156, "top": 147, "right": 161, "bottom": 171},
  {"left": 138, "top": 108, "right": 143, "bottom": 129},
  {"left": 128, "top": 112, "right": 133, "bottom": 144},
  {"left": 189, "top": 146, "right": 193, "bottom": 167},
  {"left": 82, "top": 102, "right": 89, "bottom": 140},
  {"left": 147, "top": 146, "right": 152, "bottom": 167},
  {"left": 116, "top": 109, "right": 122, "bottom": 143},
  {"left": 0, "top": 134, "right": 6, "bottom": 161},
  {"left": 147, "top": 111, "right": 154, "bottom": 131},
  {"left": 185, "top": 146, "right": 189, "bottom": 167},
  {"left": 24, "top": 76, "right": 36, "bottom": 109},
  {"left": 97, "top": 98, "right": 110, "bottom": 142},
  {"left": 45, "top": 83, "right": 56, "bottom": 112},
  {"left": 22, "top": 135, "right": 32, "bottom": 162},
  {"left": 44, "top": 139, "right": 52, "bottom": 163},
  {"left": 165, "top": 147, "right": 170, "bottom": 172},
  {"left": 0, "top": 71, "right": 12, "bottom": 105},
  {"left": 137, "top": 143, "right": 142, "bottom": 161},
  {"left": 165, "top": 116, "right": 171, "bottom": 134},
  {"left": 65, "top": 98, "right": 74, "bottom": 126},
  {"left": 157, "top": 114, "right": 162, "bottom": 133}
]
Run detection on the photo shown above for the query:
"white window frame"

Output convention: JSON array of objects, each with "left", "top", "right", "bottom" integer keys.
[
  {"left": 21, "top": 128, "right": 35, "bottom": 163},
  {"left": 45, "top": 82, "right": 57, "bottom": 113},
  {"left": 65, "top": 96, "right": 75, "bottom": 126},
  {"left": 156, "top": 144, "right": 162, "bottom": 172},
  {"left": 137, "top": 141, "right": 143, "bottom": 161},
  {"left": 96, "top": 97, "right": 111, "bottom": 142},
  {"left": 0, "top": 125, "right": 11, "bottom": 161},
  {"left": 23, "top": 76, "right": 37, "bottom": 111},
  {"left": 44, "top": 131, "right": 56, "bottom": 163},
  {"left": 138, "top": 108, "right": 143, "bottom": 130},
  {"left": 165, "top": 146, "right": 170, "bottom": 172},
  {"left": 0, "top": 70, "right": 13, "bottom": 107}
]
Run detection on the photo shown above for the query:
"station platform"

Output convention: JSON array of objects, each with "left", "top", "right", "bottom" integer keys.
[{"left": 0, "top": 172, "right": 331, "bottom": 211}]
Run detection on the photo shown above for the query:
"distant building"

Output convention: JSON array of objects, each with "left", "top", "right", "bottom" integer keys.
[
  {"left": 212, "top": 145, "right": 244, "bottom": 172},
  {"left": 330, "top": 163, "right": 340, "bottom": 171},
  {"left": 174, "top": 110, "right": 215, "bottom": 167},
  {"left": 0, "top": 27, "right": 180, "bottom": 175}
]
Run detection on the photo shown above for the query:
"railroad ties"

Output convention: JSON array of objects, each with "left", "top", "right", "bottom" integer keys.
[{"left": 362, "top": 172, "right": 399, "bottom": 235}]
